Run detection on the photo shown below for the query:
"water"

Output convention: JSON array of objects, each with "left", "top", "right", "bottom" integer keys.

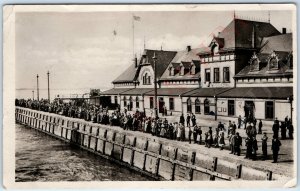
[{"left": 15, "top": 123, "right": 152, "bottom": 182}]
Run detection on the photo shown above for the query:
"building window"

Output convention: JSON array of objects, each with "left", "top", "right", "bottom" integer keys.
[
  {"left": 205, "top": 69, "right": 211, "bottom": 82},
  {"left": 150, "top": 97, "right": 154, "bottom": 109},
  {"left": 180, "top": 65, "right": 185, "bottom": 76},
  {"left": 124, "top": 100, "right": 127, "bottom": 108},
  {"left": 114, "top": 96, "right": 118, "bottom": 104},
  {"left": 228, "top": 100, "right": 235, "bottom": 116},
  {"left": 190, "top": 64, "right": 196, "bottom": 75},
  {"left": 214, "top": 68, "right": 220, "bottom": 82},
  {"left": 169, "top": 97, "right": 174, "bottom": 111},
  {"left": 204, "top": 99, "right": 210, "bottom": 115},
  {"left": 136, "top": 96, "right": 139, "bottom": 109},
  {"left": 187, "top": 98, "right": 192, "bottom": 113},
  {"left": 268, "top": 51, "right": 279, "bottom": 70},
  {"left": 265, "top": 101, "right": 274, "bottom": 119},
  {"left": 143, "top": 73, "right": 152, "bottom": 85},
  {"left": 195, "top": 98, "right": 200, "bottom": 113},
  {"left": 129, "top": 96, "right": 133, "bottom": 111},
  {"left": 223, "top": 67, "right": 230, "bottom": 82}
]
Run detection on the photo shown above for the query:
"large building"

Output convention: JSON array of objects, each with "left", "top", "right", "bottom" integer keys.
[{"left": 99, "top": 17, "right": 294, "bottom": 124}]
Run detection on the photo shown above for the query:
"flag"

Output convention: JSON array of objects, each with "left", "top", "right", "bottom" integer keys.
[{"left": 133, "top": 15, "right": 141, "bottom": 21}]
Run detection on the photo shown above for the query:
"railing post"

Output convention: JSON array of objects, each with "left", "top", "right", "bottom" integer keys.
[
  {"left": 210, "top": 157, "right": 218, "bottom": 181},
  {"left": 102, "top": 129, "right": 108, "bottom": 154},
  {"left": 120, "top": 134, "right": 126, "bottom": 161},
  {"left": 171, "top": 148, "right": 178, "bottom": 181},
  {"left": 142, "top": 140, "right": 149, "bottom": 171},
  {"left": 188, "top": 151, "right": 196, "bottom": 181},
  {"left": 155, "top": 143, "right": 163, "bottom": 176},
  {"left": 130, "top": 137, "right": 137, "bottom": 166},
  {"left": 236, "top": 164, "right": 242, "bottom": 179}
]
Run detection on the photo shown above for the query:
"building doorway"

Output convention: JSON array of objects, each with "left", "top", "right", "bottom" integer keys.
[
  {"left": 158, "top": 97, "right": 165, "bottom": 113},
  {"left": 244, "top": 101, "right": 255, "bottom": 120}
]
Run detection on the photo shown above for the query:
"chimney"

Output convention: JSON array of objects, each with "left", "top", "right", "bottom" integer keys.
[
  {"left": 282, "top": 28, "right": 286, "bottom": 34},
  {"left": 134, "top": 57, "right": 138, "bottom": 68},
  {"left": 187, "top": 45, "right": 191, "bottom": 52},
  {"left": 218, "top": 32, "right": 221, "bottom": 37}
]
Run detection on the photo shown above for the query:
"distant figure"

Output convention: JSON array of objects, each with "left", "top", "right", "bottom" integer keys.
[
  {"left": 258, "top": 119, "right": 263, "bottom": 134},
  {"left": 271, "top": 136, "right": 282, "bottom": 163},
  {"left": 245, "top": 135, "right": 253, "bottom": 159},
  {"left": 191, "top": 113, "right": 196, "bottom": 127},
  {"left": 179, "top": 113, "right": 185, "bottom": 126},
  {"left": 217, "top": 122, "right": 224, "bottom": 131},
  {"left": 272, "top": 119, "right": 280, "bottom": 138},
  {"left": 261, "top": 132, "right": 268, "bottom": 160},
  {"left": 218, "top": 132, "right": 225, "bottom": 150},
  {"left": 238, "top": 115, "right": 242, "bottom": 129},
  {"left": 186, "top": 113, "right": 191, "bottom": 127},
  {"left": 280, "top": 121, "right": 286, "bottom": 140},
  {"left": 252, "top": 136, "right": 258, "bottom": 160},
  {"left": 288, "top": 121, "right": 294, "bottom": 139},
  {"left": 233, "top": 132, "right": 242, "bottom": 156}
]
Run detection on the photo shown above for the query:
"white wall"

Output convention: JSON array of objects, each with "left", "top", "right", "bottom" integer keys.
[{"left": 201, "top": 59, "right": 236, "bottom": 88}]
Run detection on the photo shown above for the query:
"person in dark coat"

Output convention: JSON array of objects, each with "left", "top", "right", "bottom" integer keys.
[
  {"left": 191, "top": 113, "right": 196, "bottom": 127},
  {"left": 179, "top": 114, "right": 185, "bottom": 126},
  {"left": 245, "top": 136, "right": 253, "bottom": 159},
  {"left": 233, "top": 132, "right": 242, "bottom": 156},
  {"left": 258, "top": 119, "right": 263, "bottom": 134},
  {"left": 186, "top": 113, "right": 191, "bottom": 127},
  {"left": 271, "top": 136, "right": 281, "bottom": 163},
  {"left": 261, "top": 132, "right": 268, "bottom": 160},
  {"left": 288, "top": 121, "right": 293, "bottom": 139},
  {"left": 252, "top": 136, "right": 258, "bottom": 160},
  {"left": 272, "top": 119, "right": 280, "bottom": 138},
  {"left": 238, "top": 115, "right": 242, "bottom": 129},
  {"left": 217, "top": 122, "right": 224, "bottom": 131},
  {"left": 280, "top": 121, "right": 286, "bottom": 140}
]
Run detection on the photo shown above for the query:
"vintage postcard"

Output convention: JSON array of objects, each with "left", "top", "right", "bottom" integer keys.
[{"left": 3, "top": 4, "right": 297, "bottom": 189}]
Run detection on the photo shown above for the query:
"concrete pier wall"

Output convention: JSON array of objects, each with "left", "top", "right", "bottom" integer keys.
[{"left": 15, "top": 107, "right": 274, "bottom": 181}]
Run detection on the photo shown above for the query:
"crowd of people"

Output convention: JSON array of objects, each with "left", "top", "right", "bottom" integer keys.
[{"left": 16, "top": 98, "right": 293, "bottom": 163}]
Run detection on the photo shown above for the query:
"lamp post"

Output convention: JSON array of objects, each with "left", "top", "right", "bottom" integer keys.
[
  {"left": 32, "top": 90, "right": 34, "bottom": 100},
  {"left": 214, "top": 95, "right": 217, "bottom": 121},
  {"left": 47, "top": 71, "right": 50, "bottom": 102},
  {"left": 36, "top": 74, "right": 39, "bottom": 101},
  {"left": 153, "top": 52, "right": 158, "bottom": 119},
  {"left": 287, "top": 95, "right": 293, "bottom": 123}
]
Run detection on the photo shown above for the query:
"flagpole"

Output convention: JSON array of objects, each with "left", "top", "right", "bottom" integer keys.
[{"left": 132, "top": 14, "right": 134, "bottom": 58}]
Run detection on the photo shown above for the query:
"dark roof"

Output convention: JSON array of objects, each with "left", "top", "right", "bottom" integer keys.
[
  {"left": 260, "top": 33, "right": 293, "bottom": 54},
  {"left": 235, "top": 33, "right": 293, "bottom": 78},
  {"left": 182, "top": 88, "right": 233, "bottom": 97},
  {"left": 112, "top": 63, "right": 137, "bottom": 83},
  {"left": 138, "top": 49, "right": 177, "bottom": 78},
  {"left": 119, "top": 88, "right": 153, "bottom": 95},
  {"left": 218, "top": 87, "right": 293, "bottom": 99},
  {"left": 198, "top": 18, "right": 281, "bottom": 55},
  {"left": 145, "top": 88, "right": 196, "bottom": 96},
  {"left": 101, "top": 88, "right": 133, "bottom": 95},
  {"left": 160, "top": 48, "right": 202, "bottom": 81}
]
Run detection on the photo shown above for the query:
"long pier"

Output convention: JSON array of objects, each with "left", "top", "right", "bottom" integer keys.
[{"left": 15, "top": 107, "right": 274, "bottom": 181}]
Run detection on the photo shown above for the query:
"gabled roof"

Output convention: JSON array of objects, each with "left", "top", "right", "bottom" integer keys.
[
  {"left": 198, "top": 18, "right": 281, "bottom": 55},
  {"left": 138, "top": 49, "right": 177, "bottom": 78},
  {"left": 160, "top": 48, "right": 202, "bottom": 81},
  {"left": 260, "top": 33, "right": 293, "bottom": 54},
  {"left": 112, "top": 63, "right": 137, "bottom": 83},
  {"left": 112, "top": 49, "right": 177, "bottom": 84},
  {"left": 235, "top": 33, "right": 293, "bottom": 78}
]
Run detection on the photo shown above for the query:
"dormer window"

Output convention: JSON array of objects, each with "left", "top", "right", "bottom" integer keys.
[
  {"left": 180, "top": 64, "right": 185, "bottom": 76},
  {"left": 142, "top": 72, "right": 151, "bottom": 85},
  {"left": 211, "top": 41, "right": 219, "bottom": 56},
  {"left": 249, "top": 52, "right": 260, "bottom": 72},
  {"left": 169, "top": 66, "right": 174, "bottom": 76},
  {"left": 190, "top": 63, "right": 196, "bottom": 75},
  {"left": 268, "top": 51, "right": 279, "bottom": 70}
]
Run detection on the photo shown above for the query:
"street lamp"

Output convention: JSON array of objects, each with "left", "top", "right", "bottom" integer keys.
[
  {"left": 214, "top": 95, "right": 217, "bottom": 121},
  {"left": 287, "top": 95, "right": 293, "bottom": 123},
  {"left": 153, "top": 52, "right": 158, "bottom": 119},
  {"left": 32, "top": 90, "right": 34, "bottom": 100},
  {"left": 47, "top": 71, "right": 50, "bottom": 102},
  {"left": 36, "top": 74, "right": 39, "bottom": 101}
]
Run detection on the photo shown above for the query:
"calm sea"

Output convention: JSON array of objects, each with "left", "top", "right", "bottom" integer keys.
[{"left": 15, "top": 123, "right": 152, "bottom": 181}]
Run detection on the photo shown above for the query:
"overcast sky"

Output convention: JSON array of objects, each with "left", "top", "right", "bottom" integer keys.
[{"left": 15, "top": 10, "right": 293, "bottom": 99}]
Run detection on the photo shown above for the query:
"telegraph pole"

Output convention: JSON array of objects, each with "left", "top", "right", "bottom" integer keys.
[
  {"left": 36, "top": 74, "right": 39, "bottom": 101},
  {"left": 47, "top": 71, "right": 50, "bottom": 102},
  {"left": 153, "top": 52, "right": 158, "bottom": 119}
]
